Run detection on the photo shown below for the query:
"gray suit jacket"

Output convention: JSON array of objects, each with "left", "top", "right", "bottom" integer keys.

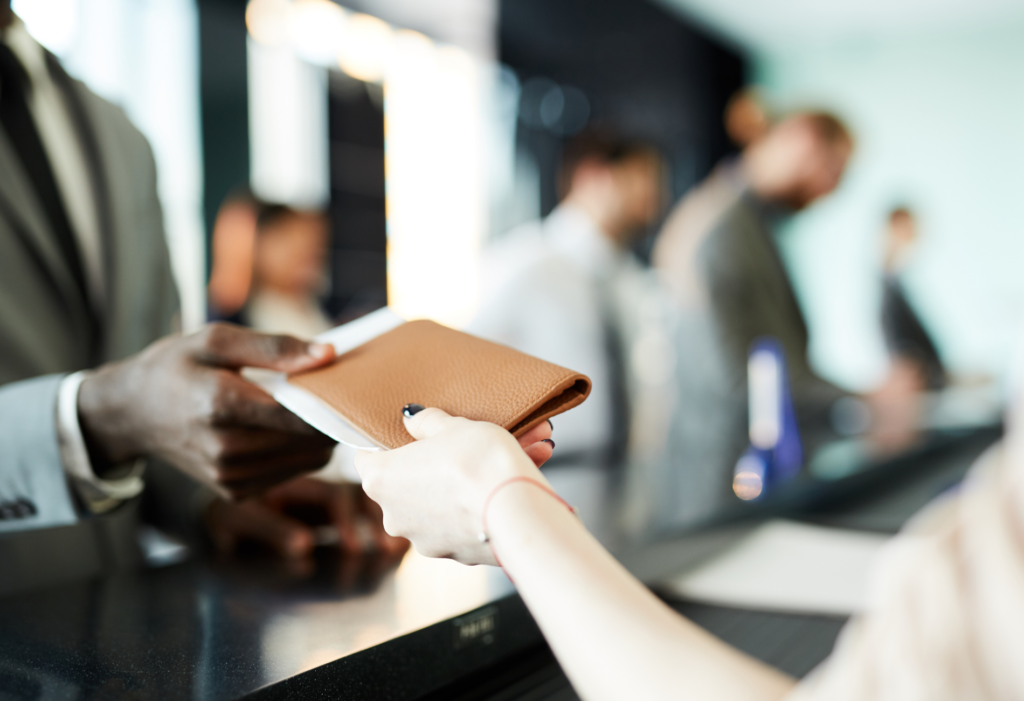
[
  {"left": 651, "top": 167, "right": 844, "bottom": 529},
  {"left": 656, "top": 166, "right": 843, "bottom": 404},
  {"left": 0, "top": 55, "right": 178, "bottom": 535}
]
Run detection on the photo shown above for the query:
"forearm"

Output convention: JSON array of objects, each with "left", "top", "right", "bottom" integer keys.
[{"left": 488, "top": 483, "right": 796, "bottom": 701}]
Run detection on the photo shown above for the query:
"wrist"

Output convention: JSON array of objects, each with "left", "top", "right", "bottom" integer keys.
[
  {"left": 78, "top": 362, "right": 143, "bottom": 469},
  {"left": 468, "top": 428, "right": 537, "bottom": 510},
  {"left": 483, "top": 477, "right": 577, "bottom": 565}
]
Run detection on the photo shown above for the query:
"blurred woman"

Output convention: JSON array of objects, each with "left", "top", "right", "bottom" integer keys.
[
  {"left": 244, "top": 204, "right": 333, "bottom": 338},
  {"left": 356, "top": 402, "right": 1024, "bottom": 700},
  {"left": 207, "top": 197, "right": 333, "bottom": 338}
]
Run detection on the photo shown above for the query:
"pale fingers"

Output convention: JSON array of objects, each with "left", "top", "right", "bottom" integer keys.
[
  {"left": 523, "top": 440, "right": 555, "bottom": 467},
  {"left": 402, "top": 406, "right": 460, "bottom": 439},
  {"left": 517, "top": 420, "right": 552, "bottom": 448}
]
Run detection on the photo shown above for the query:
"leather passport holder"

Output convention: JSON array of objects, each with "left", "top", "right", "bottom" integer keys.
[{"left": 287, "top": 320, "right": 592, "bottom": 449}]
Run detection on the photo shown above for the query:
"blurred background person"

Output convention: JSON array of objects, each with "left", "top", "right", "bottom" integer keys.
[
  {"left": 207, "top": 188, "right": 259, "bottom": 322},
  {"left": 724, "top": 88, "right": 771, "bottom": 149},
  {"left": 654, "top": 111, "right": 853, "bottom": 392},
  {"left": 469, "top": 130, "right": 666, "bottom": 467},
  {"left": 242, "top": 203, "right": 333, "bottom": 338},
  {"left": 880, "top": 206, "right": 946, "bottom": 391},
  {"left": 648, "top": 111, "right": 855, "bottom": 527},
  {"left": 208, "top": 199, "right": 333, "bottom": 339}
]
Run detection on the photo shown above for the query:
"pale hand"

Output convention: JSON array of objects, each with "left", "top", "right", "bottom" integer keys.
[{"left": 355, "top": 408, "right": 554, "bottom": 566}]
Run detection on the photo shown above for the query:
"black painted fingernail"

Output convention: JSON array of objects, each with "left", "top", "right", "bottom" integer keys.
[
  {"left": 547, "top": 419, "right": 554, "bottom": 430},
  {"left": 542, "top": 438, "right": 555, "bottom": 449},
  {"left": 403, "top": 403, "right": 425, "bottom": 418}
]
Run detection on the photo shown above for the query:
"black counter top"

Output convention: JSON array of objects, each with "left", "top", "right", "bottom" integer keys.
[
  {"left": 0, "top": 545, "right": 536, "bottom": 699},
  {"left": 0, "top": 426, "right": 1001, "bottom": 700}
]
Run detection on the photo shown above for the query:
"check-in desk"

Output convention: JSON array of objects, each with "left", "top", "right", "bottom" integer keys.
[{"left": 0, "top": 425, "right": 1001, "bottom": 700}]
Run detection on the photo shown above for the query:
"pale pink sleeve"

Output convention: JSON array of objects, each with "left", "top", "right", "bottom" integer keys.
[{"left": 786, "top": 441, "right": 1024, "bottom": 701}]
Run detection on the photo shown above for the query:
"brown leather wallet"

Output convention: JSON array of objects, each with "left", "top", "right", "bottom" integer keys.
[{"left": 287, "top": 320, "right": 591, "bottom": 449}]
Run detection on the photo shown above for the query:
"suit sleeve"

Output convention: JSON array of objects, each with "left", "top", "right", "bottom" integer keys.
[
  {"left": 0, "top": 374, "right": 78, "bottom": 532},
  {"left": 698, "top": 220, "right": 846, "bottom": 413}
]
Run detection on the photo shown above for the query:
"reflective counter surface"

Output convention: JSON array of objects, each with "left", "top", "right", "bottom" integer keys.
[{"left": 0, "top": 425, "right": 1002, "bottom": 700}]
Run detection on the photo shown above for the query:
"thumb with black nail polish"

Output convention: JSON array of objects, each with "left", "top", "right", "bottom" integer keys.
[{"left": 402, "top": 403, "right": 425, "bottom": 418}]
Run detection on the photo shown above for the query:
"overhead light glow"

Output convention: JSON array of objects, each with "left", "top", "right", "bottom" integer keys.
[
  {"left": 246, "top": 0, "right": 291, "bottom": 47},
  {"left": 336, "top": 13, "right": 394, "bottom": 83},
  {"left": 13, "top": 0, "right": 80, "bottom": 56},
  {"left": 288, "top": 0, "right": 348, "bottom": 66},
  {"left": 386, "top": 34, "right": 485, "bottom": 327},
  {"left": 245, "top": 1, "right": 488, "bottom": 327}
]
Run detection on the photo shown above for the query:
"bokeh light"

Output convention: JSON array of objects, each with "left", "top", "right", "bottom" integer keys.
[
  {"left": 336, "top": 13, "right": 395, "bottom": 83},
  {"left": 245, "top": 0, "right": 291, "bottom": 47}
]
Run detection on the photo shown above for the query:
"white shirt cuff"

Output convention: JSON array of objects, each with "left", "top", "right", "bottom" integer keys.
[{"left": 56, "top": 370, "right": 145, "bottom": 513}]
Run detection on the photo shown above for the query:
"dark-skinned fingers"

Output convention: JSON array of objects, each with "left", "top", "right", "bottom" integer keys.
[
  {"left": 189, "top": 323, "right": 335, "bottom": 373},
  {"left": 207, "top": 428, "right": 298, "bottom": 465},
  {"left": 262, "top": 479, "right": 366, "bottom": 554},
  {"left": 221, "top": 465, "right": 317, "bottom": 501},
  {"left": 262, "top": 474, "right": 335, "bottom": 509},
  {"left": 523, "top": 440, "right": 555, "bottom": 468},
  {"left": 360, "top": 492, "right": 409, "bottom": 555},
  {"left": 517, "top": 421, "right": 552, "bottom": 449},
  {"left": 207, "top": 370, "right": 328, "bottom": 435},
  {"left": 330, "top": 483, "right": 363, "bottom": 553},
  {"left": 217, "top": 448, "right": 335, "bottom": 498},
  {"left": 217, "top": 446, "right": 335, "bottom": 485},
  {"left": 205, "top": 499, "right": 240, "bottom": 553},
  {"left": 208, "top": 500, "right": 315, "bottom": 558},
  {"left": 333, "top": 551, "right": 365, "bottom": 593},
  {"left": 209, "top": 428, "right": 335, "bottom": 467}
]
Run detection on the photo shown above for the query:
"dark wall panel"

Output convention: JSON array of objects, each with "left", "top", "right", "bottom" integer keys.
[
  {"left": 326, "top": 74, "right": 387, "bottom": 322},
  {"left": 198, "top": 0, "right": 250, "bottom": 277},
  {"left": 500, "top": 0, "right": 747, "bottom": 219}
]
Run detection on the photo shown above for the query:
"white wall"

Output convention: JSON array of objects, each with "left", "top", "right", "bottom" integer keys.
[
  {"left": 248, "top": 38, "right": 330, "bottom": 209},
  {"left": 755, "top": 20, "right": 1024, "bottom": 391}
]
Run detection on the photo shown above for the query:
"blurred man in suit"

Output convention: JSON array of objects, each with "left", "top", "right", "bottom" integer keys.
[
  {"left": 880, "top": 206, "right": 946, "bottom": 391},
  {"left": 469, "top": 131, "right": 667, "bottom": 467},
  {"left": 654, "top": 111, "right": 852, "bottom": 402},
  {"left": 648, "top": 112, "right": 853, "bottom": 527},
  {"left": 0, "top": 8, "right": 401, "bottom": 582}
]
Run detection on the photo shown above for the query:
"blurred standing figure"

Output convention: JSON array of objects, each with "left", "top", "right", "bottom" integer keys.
[
  {"left": 723, "top": 88, "right": 770, "bottom": 148},
  {"left": 655, "top": 111, "right": 852, "bottom": 388},
  {"left": 649, "top": 112, "right": 853, "bottom": 526},
  {"left": 242, "top": 204, "right": 333, "bottom": 338},
  {"left": 207, "top": 199, "right": 333, "bottom": 338},
  {"left": 206, "top": 189, "right": 259, "bottom": 321},
  {"left": 469, "top": 132, "right": 665, "bottom": 465},
  {"left": 880, "top": 207, "right": 946, "bottom": 390}
]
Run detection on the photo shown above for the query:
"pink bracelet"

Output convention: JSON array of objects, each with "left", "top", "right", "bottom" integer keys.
[{"left": 478, "top": 477, "right": 577, "bottom": 568}]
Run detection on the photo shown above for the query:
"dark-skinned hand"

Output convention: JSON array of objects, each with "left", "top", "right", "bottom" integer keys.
[
  {"left": 204, "top": 421, "right": 555, "bottom": 561},
  {"left": 205, "top": 476, "right": 410, "bottom": 559},
  {"left": 77, "top": 323, "right": 337, "bottom": 499}
]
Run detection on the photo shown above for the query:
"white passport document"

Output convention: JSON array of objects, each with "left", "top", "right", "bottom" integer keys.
[
  {"left": 243, "top": 307, "right": 405, "bottom": 451},
  {"left": 660, "top": 519, "right": 890, "bottom": 616}
]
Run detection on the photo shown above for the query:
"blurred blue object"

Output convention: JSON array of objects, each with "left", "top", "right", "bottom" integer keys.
[{"left": 734, "top": 337, "right": 803, "bottom": 500}]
